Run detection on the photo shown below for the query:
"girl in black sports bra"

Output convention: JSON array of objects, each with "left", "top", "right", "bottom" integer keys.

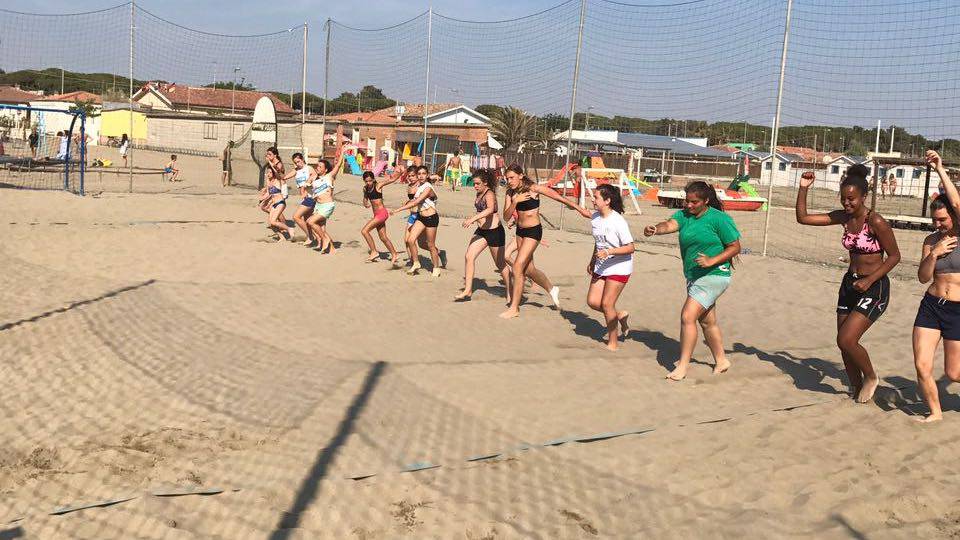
[
  {"left": 500, "top": 163, "right": 591, "bottom": 319},
  {"left": 455, "top": 169, "right": 510, "bottom": 302},
  {"left": 360, "top": 170, "right": 402, "bottom": 265}
]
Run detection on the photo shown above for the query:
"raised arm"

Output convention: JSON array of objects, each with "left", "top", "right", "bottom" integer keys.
[
  {"left": 329, "top": 145, "right": 346, "bottom": 181},
  {"left": 796, "top": 171, "right": 846, "bottom": 226},
  {"left": 928, "top": 150, "right": 960, "bottom": 213},
  {"left": 393, "top": 186, "right": 432, "bottom": 214},
  {"left": 532, "top": 184, "right": 592, "bottom": 218}
]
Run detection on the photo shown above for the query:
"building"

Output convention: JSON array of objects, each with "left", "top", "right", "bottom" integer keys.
[
  {"left": 29, "top": 91, "right": 103, "bottom": 145},
  {"left": 100, "top": 102, "right": 148, "bottom": 144},
  {"left": 0, "top": 85, "right": 42, "bottom": 139},
  {"left": 555, "top": 130, "right": 735, "bottom": 158},
  {"left": 132, "top": 82, "right": 296, "bottom": 117}
]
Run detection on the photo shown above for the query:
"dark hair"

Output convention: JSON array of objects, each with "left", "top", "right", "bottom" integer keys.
[
  {"left": 685, "top": 181, "right": 723, "bottom": 212},
  {"left": 362, "top": 171, "right": 375, "bottom": 181},
  {"left": 596, "top": 184, "right": 624, "bottom": 214},
  {"left": 318, "top": 159, "right": 332, "bottom": 173},
  {"left": 170, "top": 154, "right": 177, "bottom": 160},
  {"left": 473, "top": 168, "right": 497, "bottom": 194},
  {"left": 840, "top": 164, "right": 870, "bottom": 196},
  {"left": 266, "top": 146, "right": 279, "bottom": 156},
  {"left": 416, "top": 165, "right": 428, "bottom": 174},
  {"left": 292, "top": 152, "right": 304, "bottom": 162},
  {"left": 121, "top": 134, "right": 128, "bottom": 143},
  {"left": 505, "top": 163, "right": 533, "bottom": 193},
  {"left": 931, "top": 197, "right": 959, "bottom": 224}
]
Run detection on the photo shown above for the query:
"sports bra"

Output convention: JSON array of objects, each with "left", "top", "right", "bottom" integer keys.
[
  {"left": 365, "top": 184, "right": 383, "bottom": 201},
  {"left": 407, "top": 193, "right": 415, "bottom": 200},
  {"left": 515, "top": 192, "right": 540, "bottom": 212},
  {"left": 934, "top": 233, "right": 960, "bottom": 274},
  {"left": 475, "top": 190, "right": 489, "bottom": 212},
  {"left": 294, "top": 167, "right": 310, "bottom": 188},
  {"left": 841, "top": 215, "right": 882, "bottom": 255},
  {"left": 312, "top": 174, "right": 332, "bottom": 197}
]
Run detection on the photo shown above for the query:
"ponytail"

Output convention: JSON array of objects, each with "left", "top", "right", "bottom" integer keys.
[{"left": 685, "top": 181, "right": 723, "bottom": 212}]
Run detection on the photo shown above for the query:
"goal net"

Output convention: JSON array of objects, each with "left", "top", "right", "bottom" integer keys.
[{"left": 0, "top": 104, "right": 86, "bottom": 194}]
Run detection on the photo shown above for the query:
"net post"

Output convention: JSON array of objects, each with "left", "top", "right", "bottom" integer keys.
[
  {"left": 322, "top": 18, "right": 331, "bottom": 158},
  {"left": 301, "top": 22, "right": 308, "bottom": 133},
  {"left": 560, "top": 0, "right": 587, "bottom": 232},
  {"left": 128, "top": 0, "right": 135, "bottom": 193},
  {"left": 422, "top": 7, "right": 433, "bottom": 171},
  {"left": 80, "top": 112, "right": 86, "bottom": 195},
  {"left": 761, "top": 0, "right": 794, "bottom": 257}
]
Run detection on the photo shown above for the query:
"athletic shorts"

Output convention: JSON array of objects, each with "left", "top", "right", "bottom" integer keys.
[
  {"left": 417, "top": 213, "right": 439, "bottom": 228},
  {"left": 301, "top": 197, "right": 316, "bottom": 209},
  {"left": 475, "top": 225, "right": 506, "bottom": 247},
  {"left": 687, "top": 274, "right": 731, "bottom": 310},
  {"left": 163, "top": 167, "right": 173, "bottom": 173},
  {"left": 914, "top": 293, "right": 960, "bottom": 340},
  {"left": 315, "top": 202, "right": 336, "bottom": 219},
  {"left": 407, "top": 213, "right": 419, "bottom": 226},
  {"left": 836, "top": 271, "right": 889, "bottom": 322},
  {"left": 516, "top": 224, "right": 543, "bottom": 241},
  {"left": 592, "top": 273, "right": 630, "bottom": 284},
  {"left": 221, "top": 159, "right": 228, "bottom": 171},
  {"left": 271, "top": 198, "right": 286, "bottom": 209},
  {"left": 373, "top": 207, "right": 389, "bottom": 223}
]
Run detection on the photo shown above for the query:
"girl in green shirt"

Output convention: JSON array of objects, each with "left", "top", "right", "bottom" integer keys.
[{"left": 645, "top": 181, "right": 741, "bottom": 380}]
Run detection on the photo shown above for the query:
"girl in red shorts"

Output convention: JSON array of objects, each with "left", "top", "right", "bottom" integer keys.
[
  {"left": 587, "top": 184, "right": 635, "bottom": 351},
  {"left": 360, "top": 170, "right": 401, "bottom": 265}
]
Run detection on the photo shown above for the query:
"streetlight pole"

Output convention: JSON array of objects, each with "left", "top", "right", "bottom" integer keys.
[{"left": 231, "top": 66, "right": 240, "bottom": 114}]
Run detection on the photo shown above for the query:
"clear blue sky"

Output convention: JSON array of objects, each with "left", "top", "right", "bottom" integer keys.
[{"left": 5, "top": 0, "right": 960, "bottom": 139}]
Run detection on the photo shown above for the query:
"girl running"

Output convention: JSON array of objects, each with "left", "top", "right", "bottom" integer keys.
[
  {"left": 587, "top": 184, "right": 635, "bottom": 351},
  {"left": 500, "top": 163, "right": 591, "bottom": 319},
  {"left": 392, "top": 165, "right": 443, "bottom": 276},
  {"left": 285, "top": 152, "right": 319, "bottom": 246},
  {"left": 306, "top": 144, "right": 345, "bottom": 254},
  {"left": 263, "top": 166, "right": 291, "bottom": 240},
  {"left": 361, "top": 170, "right": 401, "bottom": 265},
  {"left": 644, "top": 181, "right": 740, "bottom": 380},
  {"left": 796, "top": 164, "right": 901, "bottom": 402},
  {"left": 456, "top": 168, "right": 510, "bottom": 302},
  {"left": 913, "top": 150, "right": 960, "bottom": 422}
]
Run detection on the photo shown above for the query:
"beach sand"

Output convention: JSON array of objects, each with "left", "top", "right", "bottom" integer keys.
[{"left": 1, "top": 162, "right": 958, "bottom": 538}]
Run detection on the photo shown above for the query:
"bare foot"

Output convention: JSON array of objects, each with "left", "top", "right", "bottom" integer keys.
[
  {"left": 302, "top": 239, "right": 315, "bottom": 247},
  {"left": 713, "top": 357, "right": 731, "bottom": 374},
  {"left": 856, "top": 375, "right": 880, "bottom": 403},
  {"left": 366, "top": 252, "right": 380, "bottom": 262},
  {"left": 617, "top": 311, "right": 630, "bottom": 338},
  {"left": 917, "top": 412, "right": 943, "bottom": 423},
  {"left": 605, "top": 341, "right": 618, "bottom": 352},
  {"left": 454, "top": 290, "right": 471, "bottom": 302},
  {"left": 666, "top": 365, "right": 687, "bottom": 381},
  {"left": 499, "top": 309, "right": 519, "bottom": 319},
  {"left": 391, "top": 254, "right": 400, "bottom": 267}
]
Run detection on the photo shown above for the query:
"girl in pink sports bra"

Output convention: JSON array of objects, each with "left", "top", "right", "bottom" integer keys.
[{"left": 796, "top": 165, "right": 900, "bottom": 405}]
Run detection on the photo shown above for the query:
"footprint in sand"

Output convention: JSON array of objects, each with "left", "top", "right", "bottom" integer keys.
[{"left": 560, "top": 509, "right": 598, "bottom": 536}]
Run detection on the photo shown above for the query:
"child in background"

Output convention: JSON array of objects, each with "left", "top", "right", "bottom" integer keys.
[{"left": 164, "top": 154, "right": 181, "bottom": 182}]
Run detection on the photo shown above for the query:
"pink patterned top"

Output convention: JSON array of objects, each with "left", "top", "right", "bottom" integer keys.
[{"left": 841, "top": 216, "right": 882, "bottom": 255}]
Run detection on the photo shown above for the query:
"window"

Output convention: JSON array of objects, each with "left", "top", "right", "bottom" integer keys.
[
  {"left": 232, "top": 123, "right": 245, "bottom": 140},
  {"left": 765, "top": 162, "right": 772, "bottom": 170},
  {"left": 896, "top": 168, "right": 904, "bottom": 178},
  {"left": 203, "top": 122, "right": 218, "bottom": 140},
  {"left": 913, "top": 168, "right": 923, "bottom": 179},
  {"left": 831, "top": 165, "right": 840, "bottom": 174},
  {"left": 778, "top": 162, "right": 787, "bottom": 171}
]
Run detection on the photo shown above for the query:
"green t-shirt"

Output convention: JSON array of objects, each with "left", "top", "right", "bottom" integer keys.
[{"left": 671, "top": 207, "right": 741, "bottom": 281}]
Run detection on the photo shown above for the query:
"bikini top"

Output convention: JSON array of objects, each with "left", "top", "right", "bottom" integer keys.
[
  {"left": 515, "top": 192, "right": 540, "bottom": 212},
  {"left": 841, "top": 215, "right": 882, "bottom": 255},
  {"left": 475, "top": 190, "right": 490, "bottom": 212},
  {"left": 365, "top": 184, "right": 383, "bottom": 201},
  {"left": 933, "top": 232, "right": 960, "bottom": 274}
]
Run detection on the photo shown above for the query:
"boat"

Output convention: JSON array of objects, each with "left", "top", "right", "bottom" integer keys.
[{"left": 656, "top": 188, "right": 767, "bottom": 212}]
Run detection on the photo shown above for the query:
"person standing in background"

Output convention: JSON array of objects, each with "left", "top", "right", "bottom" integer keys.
[{"left": 28, "top": 129, "right": 39, "bottom": 158}]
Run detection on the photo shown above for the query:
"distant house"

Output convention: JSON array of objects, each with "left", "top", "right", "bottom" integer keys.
[
  {"left": 0, "top": 85, "right": 42, "bottom": 138},
  {"left": 555, "top": 130, "right": 735, "bottom": 159},
  {"left": 132, "top": 82, "right": 295, "bottom": 116},
  {"left": 29, "top": 91, "right": 104, "bottom": 145}
]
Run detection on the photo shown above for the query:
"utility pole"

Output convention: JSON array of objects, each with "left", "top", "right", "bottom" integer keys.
[
  {"left": 560, "top": 0, "right": 586, "bottom": 231},
  {"left": 128, "top": 0, "right": 135, "bottom": 193},
  {"left": 761, "top": 0, "right": 794, "bottom": 257},
  {"left": 231, "top": 67, "right": 240, "bottom": 114},
  {"left": 60, "top": 68, "right": 64, "bottom": 95}
]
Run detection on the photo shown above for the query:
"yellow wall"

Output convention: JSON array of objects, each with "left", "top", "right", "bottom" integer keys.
[{"left": 101, "top": 110, "right": 147, "bottom": 140}]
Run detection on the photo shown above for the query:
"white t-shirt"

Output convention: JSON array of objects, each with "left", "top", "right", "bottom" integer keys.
[
  {"left": 415, "top": 182, "right": 436, "bottom": 211},
  {"left": 591, "top": 210, "right": 634, "bottom": 276},
  {"left": 57, "top": 136, "right": 69, "bottom": 159},
  {"left": 312, "top": 173, "right": 333, "bottom": 197}
]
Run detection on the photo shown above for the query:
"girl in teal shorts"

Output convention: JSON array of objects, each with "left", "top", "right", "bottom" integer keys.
[{"left": 644, "top": 181, "right": 741, "bottom": 380}]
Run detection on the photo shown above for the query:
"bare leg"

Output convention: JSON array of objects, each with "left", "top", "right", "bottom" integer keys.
[
  {"left": 836, "top": 312, "right": 879, "bottom": 403},
  {"left": 489, "top": 245, "right": 511, "bottom": 304},
  {"left": 698, "top": 305, "right": 730, "bottom": 373},
  {"left": 406, "top": 221, "right": 426, "bottom": 274},
  {"left": 669, "top": 296, "right": 706, "bottom": 380},
  {"left": 500, "top": 238, "right": 538, "bottom": 319},
  {"left": 913, "top": 326, "right": 943, "bottom": 422},
  {"left": 458, "top": 236, "right": 488, "bottom": 298},
  {"left": 836, "top": 314, "right": 862, "bottom": 397},
  {"left": 600, "top": 279, "right": 627, "bottom": 351},
  {"left": 268, "top": 203, "right": 290, "bottom": 239},
  {"left": 376, "top": 224, "right": 399, "bottom": 265},
  {"left": 423, "top": 224, "right": 441, "bottom": 276},
  {"left": 294, "top": 206, "right": 314, "bottom": 244},
  {"left": 361, "top": 218, "right": 379, "bottom": 260}
]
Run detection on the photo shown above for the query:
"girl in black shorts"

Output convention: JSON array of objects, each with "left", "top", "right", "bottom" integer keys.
[
  {"left": 500, "top": 163, "right": 591, "bottom": 319},
  {"left": 456, "top": 169, "right": 511, "bottom": 302},
  {"left": 913, "top": 150, "right": 960, "bottom": 422},
  {"left": 796, "top": 165, "right": 901, "bottom": 403}
]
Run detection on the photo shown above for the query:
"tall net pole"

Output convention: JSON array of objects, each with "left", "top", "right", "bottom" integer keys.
[
  {"left": 559, "top": 0, "right": 586, "bottom": 232},
  {"left": 761, "top": 0, "right": 793, "bottom": 257},
  {"left": 128, "top": 0, "right": 135, "bottom": 193},
  {"left": 322, "top": 18, "right": 330, "bottom": 156},
  {"left": 301, "top": 23, "right": 307, "bottom": 130},
  {"left": 422, "top": 7, "right": 433, "bottom": 170}
]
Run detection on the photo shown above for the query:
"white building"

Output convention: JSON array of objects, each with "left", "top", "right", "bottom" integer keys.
[{"left": 29, "top": 91, "right": 102, "bottom": 145}]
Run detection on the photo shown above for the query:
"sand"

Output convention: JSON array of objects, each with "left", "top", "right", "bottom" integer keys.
[{"left": 1, "top": 157, "right": 959, "bottom": 539}]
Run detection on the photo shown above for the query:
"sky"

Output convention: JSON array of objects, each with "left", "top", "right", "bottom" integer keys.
[{"left": 5, "top": 0, "right": 960, "bottom": 139}]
